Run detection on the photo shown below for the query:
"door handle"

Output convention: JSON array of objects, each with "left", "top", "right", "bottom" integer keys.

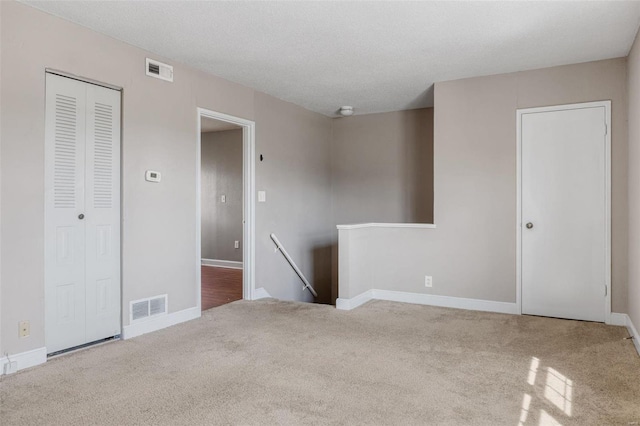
[
  {"left": 526, "top": 222, "right": 533, "bottom": 229},
  {"left": 78, "top": 214, "right": 85, "bottom": 220}
]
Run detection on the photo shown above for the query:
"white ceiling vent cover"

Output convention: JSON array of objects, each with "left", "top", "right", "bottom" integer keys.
[
  {"left": 130, "top": 294, "right": 168, "bottom": 323},
  {"left": 146, "top": 58, "right": 173, "bottom": 82}
]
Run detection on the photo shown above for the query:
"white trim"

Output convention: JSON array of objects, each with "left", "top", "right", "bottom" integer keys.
[
  {"left": 609, "top": 312, "right": 628, "bottom": 327},
  {"left": 45, "top": 68, "right": 122, "bottom": 91},
  {"left": 373, "top": 290, "right": 519, "bottom": 314},
  {"left": 0, "top": 347, "right": 47, "bottom": 375},
  {"left": 336, "top": 289, "right": 518, "bottom": 314},
  {"left": 336, "top": 290, "right": 374, "bottom": 310},
  {"left": 626, "top": 314, "right": 640, "bottom": 356},
  {"left": 336, "top": 223, "right": 437, "bottom": 230},
  {"left": 196, "top": 108, "right": 256, "bottom": 308},
  {"left": 122, "top": 306, "right": 200, "bottom": 340},
  {"left": 611, "top": 313, "right": 640, "bottom": 356},
  {"left": 253, "top": 287, "right": 272, "bottom": 300},
  {"left": 201, "top": 259, "right": 243, "bottom": 269},
  {"left": 516, "top": 107, "right": 523, "bottom": 315},
  {"left": 516, "top": 101, "right": 612, "bottom": 323}
]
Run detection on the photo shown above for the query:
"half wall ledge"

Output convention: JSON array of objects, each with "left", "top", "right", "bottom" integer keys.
[{"left": 336, "top": 223, "right": 437, "bottom": 230}]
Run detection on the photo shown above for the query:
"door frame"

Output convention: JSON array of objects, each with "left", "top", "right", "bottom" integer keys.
[
  {"left": 516, "top": 100, "right": 612, "bottom": 323},
  {"left": 196, "top": 108, "right": 256, "bottom": 308}
]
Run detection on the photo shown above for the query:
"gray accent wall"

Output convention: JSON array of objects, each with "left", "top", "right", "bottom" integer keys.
[
  {"left": 201, "top": 130, "right": 243, "bottom": 262},
  {"left": 331, "top": 109, "right": 434, "bottom": 225},
  {"left": 627, "top": 29, "right": 640, "bottom": 332}
]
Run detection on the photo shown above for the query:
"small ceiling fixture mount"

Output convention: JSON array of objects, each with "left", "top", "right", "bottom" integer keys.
[{"left": 339, "top": 106, "right": 354, "bottom": 117}]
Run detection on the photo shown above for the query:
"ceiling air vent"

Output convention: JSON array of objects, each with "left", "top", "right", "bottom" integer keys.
[
  {"left": 146, "top": 58, "right": 173, "bottom": 82},
  {"left": 130, "top": 294, "right": 168, "bottom": 322}
]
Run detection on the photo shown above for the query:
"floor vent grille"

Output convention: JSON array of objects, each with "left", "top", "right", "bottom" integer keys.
[{"left": 130, "top": 295, "right": 168, "bottom": 323}]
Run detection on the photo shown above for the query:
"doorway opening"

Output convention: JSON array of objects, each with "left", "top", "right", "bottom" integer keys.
[{"left": 197, "top": 108, "right": 255, "bottom": 311}]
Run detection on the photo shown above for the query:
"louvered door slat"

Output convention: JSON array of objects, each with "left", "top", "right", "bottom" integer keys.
[
  {"left": 45, "top": 74, "right": 87, "bottom": 354},
  {"left": 85, "top": 83, "right": 121, "bottom": 343}
]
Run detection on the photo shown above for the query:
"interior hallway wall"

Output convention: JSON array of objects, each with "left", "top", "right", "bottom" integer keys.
[
  {"left": 627, "top": 28, "right": 640, "bottom": 331},
  {"left": 201, "top": 129, "right": 243, "bottom": 262},
  {"left": 329, "top": 108, "right": 434, "bottom": 303},
  {"left": 255, "top": 92, "right": 333, "bottom": 305},
  {"left": 331, "top": 108, "right": 434, "bottom": 225},
  {"left": 0, "top": 1, "right": 333, "bottom": 357}
]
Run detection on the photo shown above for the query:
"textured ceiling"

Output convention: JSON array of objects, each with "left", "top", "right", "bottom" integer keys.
[{"left": 21, "top": 1, "right": 640, "bottom": 116}]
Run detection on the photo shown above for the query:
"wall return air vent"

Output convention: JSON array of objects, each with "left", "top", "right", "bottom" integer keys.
[
  {"left": 146, "top": 58, "right": 173, "bottom": 82},
  {"left": 130, "top": 294, "right": 168, "bottom": 323}
]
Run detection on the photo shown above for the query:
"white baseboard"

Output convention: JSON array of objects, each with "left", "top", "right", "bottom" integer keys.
[
  {"left": 336, "top": 290, "right": 374, "bottom": 310},
  {"left": 201, "top": 258, "right": 243, "bottom": 269},
  {"left": 0, "top": 347, "right": 47, "bottom": 375},
  {"left": 122, "top": 306, "right": 200, "bottom": 340},
  {"left": 626, "top": 314, "right": 640, "bottom": 356},
  {"left": 372, "top": 289, "right": 519, "bottom": 314},
  {"left": 337, "top": 289, "right": 518, "bottom": 315},
  {"left": 605, "top": 313, "right": 640, "bottom": 356},
  {"left": 253, "top": 287, "right": 272, "bottom": 300},
  {"left": 609, "top": 312, "right": 628, "bottom": 326}
]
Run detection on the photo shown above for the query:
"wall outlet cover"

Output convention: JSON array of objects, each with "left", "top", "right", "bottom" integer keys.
[
  {"left": 19, "top": 320, "right": 30, "bottom": 338},
  {"left": 425, "top": 276, "right": 433, "bottom": 288}
]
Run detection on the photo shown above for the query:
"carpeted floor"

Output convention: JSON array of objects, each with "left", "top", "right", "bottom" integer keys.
[{"left": 1, "top": 299, "right": 639, "bottom": 425}]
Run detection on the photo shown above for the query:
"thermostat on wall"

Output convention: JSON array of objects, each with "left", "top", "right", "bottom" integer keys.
[{"left": 145, "top": 170, "right": 161, "bottom": 183}]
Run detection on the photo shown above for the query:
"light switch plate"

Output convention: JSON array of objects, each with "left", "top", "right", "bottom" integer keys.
[
  {"left": 221, "top": 195, "right": 226, "bottom": 203},
  {"left": 258, "top": 191, "right": 266, "bottom": 202}
]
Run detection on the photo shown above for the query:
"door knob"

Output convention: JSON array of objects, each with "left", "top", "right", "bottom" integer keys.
[
  {"left": 526, "top": 222, "right": 533, "bottom": 229},
  {"left": 78, "top": 214, "right": 85, "bottom": 220}
]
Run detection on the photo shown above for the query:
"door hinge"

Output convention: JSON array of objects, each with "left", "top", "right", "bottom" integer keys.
[
  {"left": 604, "top": 285, "right": 608, "bottom": 297},
  {"left": 605, "top": 123, "right": 608, "bottom": 136}
]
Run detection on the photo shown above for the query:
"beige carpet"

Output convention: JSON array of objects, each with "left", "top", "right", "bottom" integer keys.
[{"left": 1, "top": 299, "right": 639, "bottom": 425}]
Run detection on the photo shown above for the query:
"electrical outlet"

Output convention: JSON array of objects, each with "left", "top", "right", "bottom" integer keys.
[
  {"left": 425, "top": 276, "right": 433, "bottom": 288},
  {"left": 19, "top": 321, "right": 30, "bottom": 338},
  {"left": 234, "top": 240, "right": 239, "bottom": 249}
]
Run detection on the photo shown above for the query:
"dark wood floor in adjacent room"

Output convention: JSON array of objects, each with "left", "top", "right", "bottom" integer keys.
[{"left": 201, "top": 265, "right": 243, "bottom": 310}]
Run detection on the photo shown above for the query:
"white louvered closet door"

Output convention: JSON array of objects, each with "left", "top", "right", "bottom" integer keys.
[{"left": 45, "top": 73, "right": 121, "bottom": 354}]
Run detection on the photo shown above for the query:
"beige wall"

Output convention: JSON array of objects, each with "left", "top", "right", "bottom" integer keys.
[
  {"left": 627, "top": 29, "right": 640, "bottom": 331},
  {"left": 201, "top": 130, "right": 243, "bottom": 262},
  {"left": 0, "top": 1, "right": 333, "bottom": 357},
  {"left": 338, "top": 58, "right": 629, "bottom": 316},
  {"left": 331, "top": 109, "right": 434, "bottom": 225},
  {"left": 254, "top": 92, "right": 333, "bottom": 304}
]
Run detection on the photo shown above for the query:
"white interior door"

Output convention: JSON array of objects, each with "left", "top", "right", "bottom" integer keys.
[
  {"left": 520, "top": 103, "right": 609, "bottom": 322},
  {"left": 45, "top": 73, "right": 121, "bottom": 353}
]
